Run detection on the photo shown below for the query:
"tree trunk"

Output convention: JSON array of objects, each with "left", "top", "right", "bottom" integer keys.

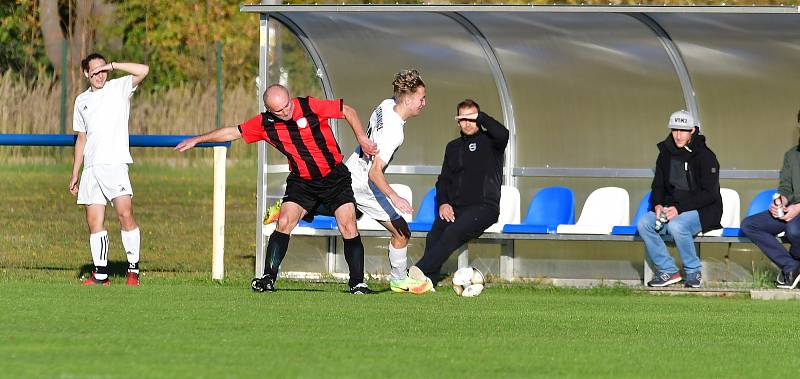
[
  {"left": 39, "top": 0, "right": 65, "bottom": 78},
  {"left": 70, "top": 0, "right": 94, "bottom": 89},
  {"left": 39, "top": 0, "right": 115, "bottom": 91}
]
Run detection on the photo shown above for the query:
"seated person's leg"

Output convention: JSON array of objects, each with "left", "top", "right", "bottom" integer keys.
[
  {"left": 637, "top": 211, "right": 678, "bottom": 275},
  {"left": 414, "top": 216, "right": 453, "bottom": 283},
  {"left": 742, "top": 211, "right": 795, "bottom": 268},
  {"left": 416, "top": 205, "right": 498, "bottom": 284},
  {"left": 784, "top": 218, "right": 800, "bottom": 262},
  {"left": 665, "top": 210, "right": 702, "bottom": 274}
]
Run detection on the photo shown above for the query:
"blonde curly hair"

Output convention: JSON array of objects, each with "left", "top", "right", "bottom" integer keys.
[{"left": 392, "top": 69, "right": 425, "bottom": 99}]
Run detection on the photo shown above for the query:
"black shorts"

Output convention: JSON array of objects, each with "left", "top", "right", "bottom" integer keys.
[{"left": 283, "top": 164, "right": 359, "bottom": 222}]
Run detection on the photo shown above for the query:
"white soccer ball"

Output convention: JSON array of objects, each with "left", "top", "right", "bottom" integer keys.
[{"left": 451, "top": 267, "right": 485, "bottom": 297}]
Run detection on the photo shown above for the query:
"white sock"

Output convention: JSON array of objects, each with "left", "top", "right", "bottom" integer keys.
[
  {"left": 388, "top": 244, "right": 408, "bottom": 281},
  {"left": 121, "top": 228, "right": 140, "bottom": 273},
  {"left": 89, "top": 231, "right": 109, "bottom": 280}
]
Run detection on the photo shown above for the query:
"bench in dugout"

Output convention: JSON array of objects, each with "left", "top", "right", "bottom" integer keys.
[{"left": 269, "top": 185, "right": 784, "bottom": 286}]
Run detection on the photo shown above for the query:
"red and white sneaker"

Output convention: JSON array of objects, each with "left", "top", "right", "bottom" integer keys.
[
  {"left": 82, "top": 272, "right": 110, "bottom": 286},
  {"left": 126, "top": 271, "right": 140, "bottom": 286}
]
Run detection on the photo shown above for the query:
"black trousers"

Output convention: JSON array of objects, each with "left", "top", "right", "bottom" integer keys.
[{"left": 415, "top": 204, "right": 498, "bottom": 284}]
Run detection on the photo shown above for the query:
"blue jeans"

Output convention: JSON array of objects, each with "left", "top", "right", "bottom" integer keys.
[
  {"left": 740, "top": 210, "right": 800, "bottom": 272},
  {"left": 637, "top": 210, "right": 702, "bottom": 274}
]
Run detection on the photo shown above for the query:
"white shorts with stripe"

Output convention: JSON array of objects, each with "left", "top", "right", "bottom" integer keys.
[
  {"left": 352, "top": 179, "right": 403, "bottom": 223},
  {"left": 77, "top": 164, "right": 133, "bottom": 205}
]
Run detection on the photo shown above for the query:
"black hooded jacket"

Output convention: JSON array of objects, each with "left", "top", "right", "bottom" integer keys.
[
  {"left": 650, "top": 132, "right": 722, "bottom": 233},
  {"left": 436, "top": 112, "right": 509, "bottom": 211}
]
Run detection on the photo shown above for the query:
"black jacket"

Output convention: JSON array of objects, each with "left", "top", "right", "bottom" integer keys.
[
  {"left": 650, "top": 133, "right": 722, "bottom": 233},
  {"left": 436, "top": 112, "right": 509, "bottom": 211}
]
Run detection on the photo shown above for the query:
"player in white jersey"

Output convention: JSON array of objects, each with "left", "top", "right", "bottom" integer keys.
[
  {"left": 69, "top": 53, "right": 149, "bottom": 286},
  {"left": 345, "top": 69, "right": 432, "bottom": 293}
]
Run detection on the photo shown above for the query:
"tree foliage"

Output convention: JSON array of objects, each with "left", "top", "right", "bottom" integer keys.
[
  {"left": 109, "top": 0, "right": 260, "bottom": 90},
  {"left": 0, "top": 0, "right": 50, "bottom": 78},
  {"left": 2, "top": 0, "right": 797, "bottom": 92}
]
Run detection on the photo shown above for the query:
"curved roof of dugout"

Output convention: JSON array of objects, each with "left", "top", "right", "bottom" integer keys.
[{"left": 241, "top": 5, "right": 800, "bottom": 182}]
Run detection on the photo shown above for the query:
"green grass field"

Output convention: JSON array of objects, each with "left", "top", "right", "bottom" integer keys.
[
  {"left": 0, "top": 162, "right": 259, "bottom": 274},
  {"left": 3, "top": 162, "right": 800, "bottom": 378},
  {"left": 3, "top": 274, "right": 800, "bottom": 378}
]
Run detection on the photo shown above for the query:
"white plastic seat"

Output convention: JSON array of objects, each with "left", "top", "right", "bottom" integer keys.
[
  {"left": 698, "top": 188, "right": 741, "bottom": 237},
  {"left": 556, "top": 187, "right": 630, "bottom": 235},
  {"left": 357, "top": 183, "right": 413, "bottom": 230},
  {"left": 484, "top": 186, "right": 521, "bottom": 233}
]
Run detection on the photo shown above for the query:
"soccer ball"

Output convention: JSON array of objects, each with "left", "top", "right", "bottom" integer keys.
[{"left": 452, "top": 267, "right": 485, "bottom": 297}]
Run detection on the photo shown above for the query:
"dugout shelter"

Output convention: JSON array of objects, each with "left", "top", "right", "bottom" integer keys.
[{"left": 241, "top": 4, "right": 800, "bottom": 285}]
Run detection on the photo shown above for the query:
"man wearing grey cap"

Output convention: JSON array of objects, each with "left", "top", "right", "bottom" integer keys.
[
  {"left": 741, "top": 108, "right": 800, "bottom": 289},
  {"left": 637, "top": 110, "right": 722, "bottom": 288}
]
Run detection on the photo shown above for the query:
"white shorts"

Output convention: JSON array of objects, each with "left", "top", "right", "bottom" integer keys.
[
  {"left": 352, "top": 180, "right": 402, "bottom": 222},
  {"left": 77, "top": 164, "right": 133, "bottom": 205}
]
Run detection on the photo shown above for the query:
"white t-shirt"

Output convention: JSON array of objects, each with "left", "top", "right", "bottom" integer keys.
[
  {"left": 345, "top": 98, "right": 405, "bottom": 185},
  {"left": 73, "top": 75, "right": 136, "bottom": 167}
]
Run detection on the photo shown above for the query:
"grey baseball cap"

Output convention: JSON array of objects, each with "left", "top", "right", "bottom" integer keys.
[{"left": 668, "top": 110, "right": 695, "bottom": 130}]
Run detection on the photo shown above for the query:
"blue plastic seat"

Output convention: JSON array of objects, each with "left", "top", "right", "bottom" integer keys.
[
  {"left": 611, "top": 191, "right": 651, "bottom": 235},
  {"left": 502, "top": 187, "right": 575, "bottom": 234},
  {"left": 298, "top": 215, "right": 337, "bottom": 229},
  {"left": 722, "top": 189, "right": 777, "bottom": 237},
  {"left": 408, "top": 188, "right": 437, "bottom": 232},
  {"left": 747, "top": 189, "right": 779, "bottom": 216}
]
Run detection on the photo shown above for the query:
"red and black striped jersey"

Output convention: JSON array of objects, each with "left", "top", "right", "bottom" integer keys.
[{"left": 238, "top": 97, "right": 345, "bottom": 180}]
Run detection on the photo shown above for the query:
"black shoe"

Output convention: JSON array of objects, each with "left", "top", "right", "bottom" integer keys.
[
  {"left": 251, "top": 274, "right": 276, "bottom": 292},
  {"left": 349, "top": 283, "right": 375, "bottom": 295},
  {"left": 777, "top": 267, "right": 800, "bottom": 289}
]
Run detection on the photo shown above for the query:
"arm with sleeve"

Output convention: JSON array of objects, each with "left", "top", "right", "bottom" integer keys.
[
  {"left": 237, "top": 114, "right": 268, "bottom": 144},
  {"left": 650, "top": 153, "right": 668, "bottom": 209},
  {"left": 122, "top": 75, "right": 135, "bottom": 97},
  {"left": 476, "top": 112, "right": 509, "bottom": 151},
  {"left": 72, "top": 100, "right": 86, "bottom": 133},
  {"left": 435, "top": 146, "right": 455, "bottom": 208},
  {"left": 308, "top": 97, "right": 344, "bottom": 119},
  {"left": 779, "top": 149, "right": 796, "bottom": 204}
]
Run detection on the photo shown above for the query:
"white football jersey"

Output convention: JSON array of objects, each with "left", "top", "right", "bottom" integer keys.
[
  {"left": 345, "top": 98, "right": 405, "bottom": 184},
  {"left": 73, "top": 75, "right": 136, "bottom": 167},
  {"left": 345, "top": 98, "right": 407, "bottom": 221}
]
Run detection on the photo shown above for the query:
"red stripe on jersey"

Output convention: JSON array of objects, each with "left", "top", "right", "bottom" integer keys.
[
  {"left": 320, "top": 124, "right": 343, "bottom": 168},
  {"left": 274, "top": 122, "right": 311, "bottom": 180},
  {"left": 238, "top": 98, "right": 347, "bottom": 180},
  {"left": 296, "top": 121, "right": 333, "bottom": 178}
]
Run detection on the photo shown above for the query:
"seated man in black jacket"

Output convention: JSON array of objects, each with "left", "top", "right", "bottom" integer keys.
[
  {"left": 408, "top": 99, "right": 509, "bottom": 287},
  {"left": 636, "top": 110, "right": 722, "bottom": 288}
]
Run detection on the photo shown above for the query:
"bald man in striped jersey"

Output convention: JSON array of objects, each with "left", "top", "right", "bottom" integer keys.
[{"left": 176, "top": 84, "right": 378, "bottom": 294}]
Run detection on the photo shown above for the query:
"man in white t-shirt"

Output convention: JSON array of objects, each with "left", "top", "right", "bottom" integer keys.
[
  {"left": 345, "top": 69, "right": 431, "bottom": 293},
  {"left": 69, "top": 53, "right": 149, "bottom": 286}
]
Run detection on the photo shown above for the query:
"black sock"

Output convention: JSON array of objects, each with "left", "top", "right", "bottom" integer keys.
[
  {"left": 343, "top": 235, "right": 365, "bottom": 287},
  {"left": 264, "top": 231, "right": 290, "bottom": 277}
]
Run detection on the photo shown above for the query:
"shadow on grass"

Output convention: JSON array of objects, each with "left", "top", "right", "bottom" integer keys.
[
  {"left": 337, "top": 288, "right": 392, "bottom": 294},
  {"left": 270, "top": 288, "right": 326, "bottom": 293},
  {"left": 78, "top": 261, "right": 135, "bottom": 279}
]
